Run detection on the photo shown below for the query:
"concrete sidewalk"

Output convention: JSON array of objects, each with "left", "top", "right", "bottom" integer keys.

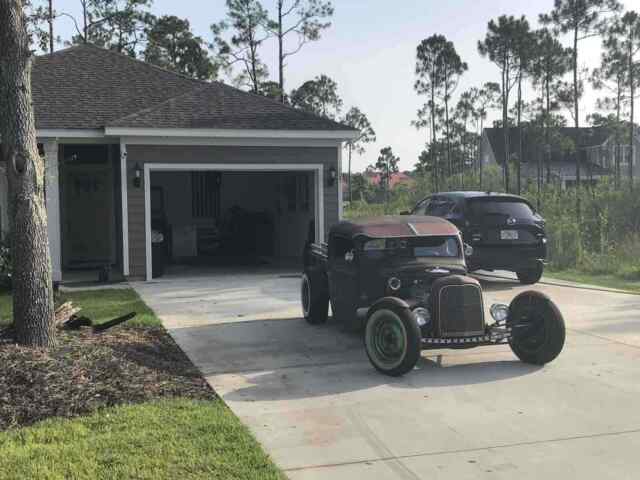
[{"left": 132, "top": 270, "right": 640, "bottom": 479}]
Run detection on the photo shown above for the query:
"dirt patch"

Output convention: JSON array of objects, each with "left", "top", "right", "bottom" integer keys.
[{"left": 0, "top": 326, "right": 215, "bottom": 431}]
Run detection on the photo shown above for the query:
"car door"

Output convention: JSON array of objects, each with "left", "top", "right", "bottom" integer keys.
[{"left": 327, "top": 234, "right": 358, "bottom": 319}]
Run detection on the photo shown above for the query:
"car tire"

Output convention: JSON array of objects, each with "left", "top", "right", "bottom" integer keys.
[
  {"left": 301, "top": 270, "right": 328, "bottom": 325},
  {"left": 508, "top": 290, "right": 565, "bottom": 365},
  {"left": 364, "top": 306, "right": 421, "bottom": 376},
  {"left": 516, "top": 262, "right": 544, "bottom": 285}
]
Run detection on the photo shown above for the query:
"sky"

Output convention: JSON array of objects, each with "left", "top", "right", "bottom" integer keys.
[{"left": 47, "top": 0, "right": 638, "bottom": 172}]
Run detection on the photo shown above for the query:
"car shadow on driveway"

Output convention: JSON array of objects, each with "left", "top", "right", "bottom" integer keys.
[
  {"left": 170, "top": 315, "right": 541, "bottom": 403},
  {"left": 217, "top": 356, "right": 542, "bottom": 403}
]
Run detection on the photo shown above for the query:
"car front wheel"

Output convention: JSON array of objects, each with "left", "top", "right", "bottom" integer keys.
[
  {"left": 508, "top": 290, "right": 565, "bottom": 365},
  {"left": 364, "top": 306, "right": 421, "bottom": 376}
]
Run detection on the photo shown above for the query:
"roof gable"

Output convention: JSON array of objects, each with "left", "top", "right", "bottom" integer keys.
[
  {"left": 32, "top": 44, "right": 355, "bottom": 133},
  {"left": 33, "top": 44, "right": 200, "bottom": 130},
  {"left": 109, "top": 81, "right": 350, "bottom": 131}
]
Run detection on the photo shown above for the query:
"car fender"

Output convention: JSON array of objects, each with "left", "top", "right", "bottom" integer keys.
[{"left": 366, "top": 296, "right": 412, "bottom": 318}]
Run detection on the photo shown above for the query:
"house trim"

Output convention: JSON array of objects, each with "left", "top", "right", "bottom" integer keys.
[
  {"left": 120, "top": 141, "right": 130, "bottom": 276},
  {"left": 37, "top": 129, "right": 105, "bottom": 138},
  {"left": 120, "top": 136, "right": 344, "bottom": 148},
  {"left": 142, "top": 162, "right": 325, "bottom": 281},
  {"left": 43, "top": 140, "right": 62, "bottom": 282},
  {"left": 107, "top": 127, "right": 357, "bottom": 140}
]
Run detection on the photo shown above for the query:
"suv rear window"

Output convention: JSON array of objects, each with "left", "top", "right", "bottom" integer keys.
[{"left": 468, "top": 199, "right": 534, "bottom": 218}]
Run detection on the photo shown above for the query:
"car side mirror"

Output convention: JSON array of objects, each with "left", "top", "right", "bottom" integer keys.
[
  {"left": 464, "top": 243, "right": 473, "bottom": 257},
  {"left": 344, "top": 250, "right": 355, "bottom": 263}
]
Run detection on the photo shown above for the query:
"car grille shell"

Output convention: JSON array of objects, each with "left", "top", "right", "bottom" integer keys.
[{"left": 431, "top": 275, "right": 485, "bottom": 337}]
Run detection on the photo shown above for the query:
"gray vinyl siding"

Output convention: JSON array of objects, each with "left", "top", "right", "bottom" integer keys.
[{"left": 126, "top": 144, "right": 339, "bottom": 278}]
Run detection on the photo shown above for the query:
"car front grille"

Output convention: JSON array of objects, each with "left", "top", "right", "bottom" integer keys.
[{"left": 435, "top": 282, "right": 485, "bottom": 337}]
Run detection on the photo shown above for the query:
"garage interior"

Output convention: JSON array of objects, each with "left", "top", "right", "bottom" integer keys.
[{"left": 150, "top": 170, "right": 315, "bottom": 275}]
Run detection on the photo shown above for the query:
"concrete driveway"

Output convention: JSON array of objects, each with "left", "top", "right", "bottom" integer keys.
[{"left": 132, "top": 269, "right": 640, "bottom": 480}]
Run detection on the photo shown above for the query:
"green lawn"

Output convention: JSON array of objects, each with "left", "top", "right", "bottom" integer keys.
[
  {"left": 0, "top": 399, "right": 283, "bottom": 480},
  {"left": 545, "top": 269, "right": 640, "bottom": 294},
  {"left": 0, "top": 288, "right": 161, "bottom": 327}
]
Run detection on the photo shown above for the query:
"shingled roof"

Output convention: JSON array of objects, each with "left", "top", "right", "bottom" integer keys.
[{"left": 32, "top": 44, "right": 354, "bottom": 133}]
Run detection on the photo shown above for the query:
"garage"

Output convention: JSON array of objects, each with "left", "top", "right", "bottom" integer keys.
[
  {"left": 146, "top": 164, "right": 323, "bottom": 277},
  {"left": 25, "top": 44, "right": 356, "bottom": 282}
]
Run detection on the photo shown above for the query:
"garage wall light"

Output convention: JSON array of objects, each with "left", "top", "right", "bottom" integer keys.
[
  {"left": 133, "top": 162, "right": 142, "bottom": 188},
  {"left": 327, "top": 166, "right": 337, "bottom": 187}
]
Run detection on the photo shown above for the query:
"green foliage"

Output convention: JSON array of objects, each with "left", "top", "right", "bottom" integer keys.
[
  {"left": 0, "top": 399, "right": 283, "bottom": 480},
  {"left": 290, "top": 74, "right": 342, "bottom": 119},
  {"left": 211, "top": 0, "right": 271, "bottom": 93},
  {"left": 72, "top": 0, "right": 154, "bottom": 56},
  {"left": 144, "top": 15, "right": 217, "bottom": 80}
]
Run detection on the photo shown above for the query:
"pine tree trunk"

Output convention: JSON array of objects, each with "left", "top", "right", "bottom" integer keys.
[
  {"left": 573, "top": 26, "right": 581, "bottom": 219},
  {"left": 502, "top": 63, "right": 510, "bottom": 193},
  {"left": 431, "top": 83, "right": 438, "bottom": 192},
  {"left": 629, "top": 40, "right": 635, "bottom": 191},
  {"left": 0, "top": 0, "right": 56, "bottom": 348},
  {"left": 347, "top": 144, "right": 352, "bottom": 203},
  {"left": 616, "top": 78, "right": 621, "bottom": 189},
  {"left": 277, "top": 0, "right": 284, "bottom": 103},
  {"left": 47, "top": 0, "right": 53, "bottom": 53},
  {"left": 516, "top": 72, "right": 523, "bottom": 195}
]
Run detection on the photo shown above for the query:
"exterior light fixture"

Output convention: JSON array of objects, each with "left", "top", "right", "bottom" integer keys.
[
  {"left": 133, "top": 162, "right": 142, "bottom": 188},
  {"left": 328, "top": 166, "right": 337, "bottom": 187}
]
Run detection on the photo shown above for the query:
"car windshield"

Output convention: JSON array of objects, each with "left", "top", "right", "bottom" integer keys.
[
  {"left": 469, "top": 199, "right": 534, "bottom": 218},
  {"left": 363, "top": 236, "right": 460, "bottom": 258}
]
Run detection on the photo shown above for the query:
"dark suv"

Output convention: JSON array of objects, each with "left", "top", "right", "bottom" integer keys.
[{"left": 408, "top": 192, "right": 547, "bottom": 284}]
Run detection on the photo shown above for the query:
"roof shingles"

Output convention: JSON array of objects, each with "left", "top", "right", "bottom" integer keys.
[{"left": 32, "top": 44, "right": 353, "bottom": 132}]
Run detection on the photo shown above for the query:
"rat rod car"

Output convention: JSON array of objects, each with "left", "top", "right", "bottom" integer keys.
[{"left": 302, "top": 216, "right": 565, "bottom": 376}]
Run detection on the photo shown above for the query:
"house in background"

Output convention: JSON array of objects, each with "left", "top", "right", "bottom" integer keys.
[
  {"left": 0, "top": 44, "right": 356, "bottom": 282},
  {"left": 480, "top": 126, "right": 640, "bottom": 188}
]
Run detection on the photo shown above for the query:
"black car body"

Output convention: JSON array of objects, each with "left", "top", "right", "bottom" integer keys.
[
  {"left": 409, "top": 192, "right": 547, "bottom": 284},
  {"left": 302, "top": 216, "right": 565, "bottom": 376}
]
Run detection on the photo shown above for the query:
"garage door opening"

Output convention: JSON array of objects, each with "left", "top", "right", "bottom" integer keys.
[{"left": 146, "top": 166, "right": 322, "bottom": 279}]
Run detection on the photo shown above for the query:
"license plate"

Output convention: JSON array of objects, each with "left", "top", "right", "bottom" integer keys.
[{"left": 500, "top": 230, "right": 519, "bottom": 240}]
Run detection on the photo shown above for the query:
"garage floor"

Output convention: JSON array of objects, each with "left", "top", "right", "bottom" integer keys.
[{"left": 132, "top": 270, "right": 640, "bottom": 480}]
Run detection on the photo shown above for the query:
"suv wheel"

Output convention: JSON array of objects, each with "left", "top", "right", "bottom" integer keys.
[
  {"left": 301, "top": 271, "right": 328, "bottom": 324},
  {"left": 516, "top": 262, "right": 543, "bottom": 285}
]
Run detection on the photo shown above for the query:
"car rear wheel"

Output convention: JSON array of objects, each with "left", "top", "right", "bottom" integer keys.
[
  {"left": 516, "top": 262, "right": 544, "bottom": 285},
  {"left": 508, "top": 290, "right": 565, "bottom": 365},
  {"left": 364, "top": 306, "right": 421, "bottom": 376},
  {"left": 301, "top": 271, "right": 328, "bottom": 325}
]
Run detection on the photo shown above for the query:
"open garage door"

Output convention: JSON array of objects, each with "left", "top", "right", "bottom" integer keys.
[{"left": 143, "top": 164, "right": 324, "bottom": 280}]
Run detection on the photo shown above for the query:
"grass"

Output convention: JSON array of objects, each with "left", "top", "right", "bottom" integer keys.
[
  {"left": 544, "top": 269, "right": 640, "bottom": 294},
  {"left": 0, "top": 288, "right": 160, "bottom": 327},
  {"left": 0, "top": 399, "right": 283, "bottom": 480}
]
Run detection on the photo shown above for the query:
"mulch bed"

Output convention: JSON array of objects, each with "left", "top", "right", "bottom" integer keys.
[{"left": 0, "top": 326, "right": 215, "bottom": 431}]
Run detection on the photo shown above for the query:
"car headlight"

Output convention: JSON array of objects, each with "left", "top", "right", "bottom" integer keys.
[
  {"left": 387, "top": 277, "right": 402, "bottom": 291},
  {"left": 412, "top": 307, "right": 430, "bottom": 327},
  {"left": 490, "top": 303, "right": 509, "bottom": 322}
]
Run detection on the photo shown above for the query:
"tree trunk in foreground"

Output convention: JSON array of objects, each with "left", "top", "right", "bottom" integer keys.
[{"left": 0, "top": 0, "right": 56, "bottom": 348}]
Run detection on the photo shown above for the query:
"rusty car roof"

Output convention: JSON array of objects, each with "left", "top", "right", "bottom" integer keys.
[{"left": 331, "top": 216, "right": 459, "bottom": 239}]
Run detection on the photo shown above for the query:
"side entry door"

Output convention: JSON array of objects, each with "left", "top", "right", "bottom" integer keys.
[{"left": 328, "top": 234, "right": 358, "bottom": 319}]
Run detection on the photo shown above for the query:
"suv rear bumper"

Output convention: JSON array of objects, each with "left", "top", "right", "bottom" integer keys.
[{"left": 467, "top": 244, "right": 547, "bottom": 271}]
